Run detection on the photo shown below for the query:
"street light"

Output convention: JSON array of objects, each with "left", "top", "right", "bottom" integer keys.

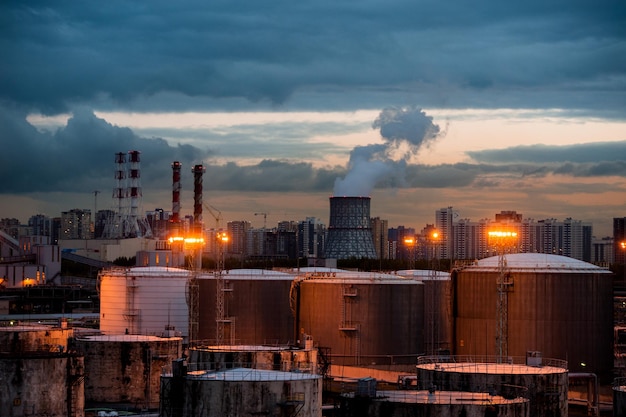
[{"left": 404, "top": 237, "right": 416, "bottom": 270}]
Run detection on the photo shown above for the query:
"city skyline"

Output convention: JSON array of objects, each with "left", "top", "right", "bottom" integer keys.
[{"left": 1, "top": 2, "right": 625, "bottom": 237}]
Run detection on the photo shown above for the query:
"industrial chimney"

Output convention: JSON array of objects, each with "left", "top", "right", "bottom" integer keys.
[
  {"left": 192, "top": 164, "right": 205, "bottom": 232},
  {"left": 324, "top": 196, "right": 377, "bottom": 259},
  {"left": 171, "top": 161, "right": 182, "bottom": 224}
]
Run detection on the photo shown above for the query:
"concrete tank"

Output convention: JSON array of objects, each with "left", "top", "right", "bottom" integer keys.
[
  {"left": 416, "top": 354, "right": 569, "bottom": 417},
  {"left": 197, "top": 269, "right": 295, "bottom": 345},
  {"left": 188, "top": 344, "right": 317, "bottom": 373},
  {"left": 296, "top": 270, "right": 424, "bottom": 365},
  {"left": 614, "top": 377, "right": 626, "bottom": 416},
  {"left": 160, "top": 366, "right": 322, "bottom": 417},
  {"left": 73, "top": 334, "right": 182, "bottom": 409},
  {"left": 0, "top": 324, "right": 73, "bottom": 353},
  {"left": 99, "top": 266, "right": 190, "bottom": 338},
  {"left": 453, "top": 253, "right": 613, "bottom": 378},
  {"left": 397, "top": 270, "right": 452, "bottom": 355},
  {"left": 0, "top": 352, "right": 85, "bottom": 417}
]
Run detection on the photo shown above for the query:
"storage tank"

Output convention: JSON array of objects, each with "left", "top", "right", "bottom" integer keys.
[
  {"left": 324, "top": 196, "right": 377, "bottom": 259},
  {"left": 0, "top": 323, "right": 73, "bottom": 353},
  {"left": 295, "top": 269, "right": 424, "bottom": 365},
  {"left": 73, "top": 334, "right": 182, "bottom": 409},
  {"left": 160, "top": 366, "right": 322, "bottom": 417},
  {"left": 453, "top": 253, "right": 613, "bottom": 378},
  {"left": 416, "top": 354, "right": 568, "bottom": 417},
  {"left": 397, "top": 270, "right": 452, "bottom": 355},
  {"left": 614, "top": 377, "right": 626, "bottom": 416},
  {"left": 0, "top": 352, "right": 85, "bottom": 416},
  {"left": 197, "top": 269, "right": 295, "bottom": 345},
  {"left": 188, "top": 343, "right": 317, "bottom": 373},
  {"left": 99, "top": 266, "right": 191, "bottom": 338}
]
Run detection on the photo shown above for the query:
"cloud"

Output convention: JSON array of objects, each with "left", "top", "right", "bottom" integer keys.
[
  {"left": 467, "top": 141, "right": 626, "bottom": 164},
  {"left": 1, "top": 2, "right": 625, "bottom": 115},
  {"left": 0, "top": 107, "right": 211, "bottom": 193}
]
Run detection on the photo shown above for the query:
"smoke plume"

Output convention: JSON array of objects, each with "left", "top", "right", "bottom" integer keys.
[{"left": 333, "top": 106, "right": 441, "bottom": 196}]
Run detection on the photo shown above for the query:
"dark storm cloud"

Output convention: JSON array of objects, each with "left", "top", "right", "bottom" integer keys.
[
  {"left": 0, "top": 107, "right": 211, "bottom": 193},
  {"left": 1, "top": 1, "right": 625, "bottom": 114}
]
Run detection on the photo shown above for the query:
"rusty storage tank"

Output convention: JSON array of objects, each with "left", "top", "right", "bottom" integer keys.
[
  {"left": 197, "top": 269, "right": 295, "bottom": 345},
  {"left": 341, "top": 389, "right": 530, "bottom": 417},
  {"left": 99, "top": 266, "right": 191, "bottom": 339},
  {"left": 0, "top": 352, "right": 85, "bottom": 416},
  {"left": 188, "top": 343, "right": 317, "bottom": 373},
  {"left": 324, "top": 196, "right": 377, "bottom": 259},
  {"left": 294, "top": 269, "right": 424, "bottom": 366},
  {"left": 73, "top": 334, "right": 182, "bottom": 409},
  {"left": 453, "top": 253, "right": 613, "bottom": 378},
  {"left": 0, "top": 323, "right": 74, "bottom": 353},
  {"left": 160, "top": 366, "right": 322, "bottom": 417},
  {"left": 417, "top": 354, "right": 568, "bottom": 417},
  {"left": 397, "top": 270, "right": 452, "bottom": 355}
]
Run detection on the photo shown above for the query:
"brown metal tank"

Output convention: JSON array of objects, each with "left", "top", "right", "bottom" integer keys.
[
  {"left": 296, "top": 270, "right": 425, "bottom": 366},
  {"left": 397, "top": 270, "right": 453, "bottom": 355},
  {"left": 453, "top": 253, "right": 613, "bottom": 379},
  {"left": 197, "top": 269, "right": 295, "bottom": 345}
]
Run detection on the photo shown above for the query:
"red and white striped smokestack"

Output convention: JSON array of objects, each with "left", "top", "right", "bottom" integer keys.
[
  {"left": 192, "top": 164, "right": 205, "bottom": 227},
  {"left": 171, "top": 161, "right": 182, "bottom": 223}
]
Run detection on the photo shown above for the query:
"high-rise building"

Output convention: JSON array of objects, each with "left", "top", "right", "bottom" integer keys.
[
  {"left": 370, "top": 217, "right": 389, "bottom": 260},
  {"left": 615, "top": 217, "right": 626, "bottom": 265},
  {"left": 435, "top": 207, "right": 457, "bottom": 260},
  {"left": 227, "top": 220, "right": 251, "bottom": 257},
  {"left": 298, "top": 217, "right": 326, "bottom": 259},
  {"left": 28, "top": 214, "right": 53, "bottom": 237},
  {"left": 61, "top": 209, "right": 92, "bottom": 240}
]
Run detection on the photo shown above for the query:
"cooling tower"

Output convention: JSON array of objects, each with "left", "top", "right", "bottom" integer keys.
[{"left": 324, "top": 196, "right": 377, "bottom": 259}]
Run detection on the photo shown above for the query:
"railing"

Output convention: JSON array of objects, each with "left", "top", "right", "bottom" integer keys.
[{"left": 417, "top": 354, "right": 568, "bottom": 370}]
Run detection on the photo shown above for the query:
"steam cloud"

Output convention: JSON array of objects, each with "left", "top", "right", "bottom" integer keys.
[{"left": 333, "top": 106, "right": 441, "bottom": 196}]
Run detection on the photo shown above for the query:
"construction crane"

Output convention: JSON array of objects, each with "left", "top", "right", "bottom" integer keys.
[
  {"left": 204, "top": 203, "right": 223, "bottom": 230},
  {"left": 254, "top": 212, "right": 268, "bottom": 229}
]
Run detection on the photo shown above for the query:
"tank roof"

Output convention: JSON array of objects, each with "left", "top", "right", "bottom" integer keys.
[
  {"left": 188, "top": 367, "right": 321, "bottom": 381},
  {"left": 468, "top": 253, "right": 611, "bottom": 273},
  {"left": 201, "top": 269, "right": 295, "bottom": 280},
  {"left": 416, "top": 361, "right": 567, "bottom": 375},
  {"left": 103, "top": 266, "right": 191, "bottom": 277},
  {"left": 396, "top": 270, "right": 451, "bottom": 280},
  {"left": 356, "top": 390, "right": 528, "bottom": 405},
  {"left": 299, "top": 270, "right": 424, "bottom": 285},
  {"left": 77, "top": 334, "right": 182, "bottom": 342}
]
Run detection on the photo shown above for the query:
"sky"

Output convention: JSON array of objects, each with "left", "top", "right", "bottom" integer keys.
[{"left": 1, "top": 1, "right": 626, "bottom": 237}]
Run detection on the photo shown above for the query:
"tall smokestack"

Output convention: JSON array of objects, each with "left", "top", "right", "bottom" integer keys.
[
  {"left": 171, "top": 161, "right": 182, "bottom": 224},
  {"left": 192, "top": 164, "right": 205, "bottom": 230},
  {"left": 324, "top": 196, "right": 377, "bottom": 260}
]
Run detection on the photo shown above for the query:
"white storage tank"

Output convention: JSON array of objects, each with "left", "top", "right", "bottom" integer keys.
[{"left": 98, "top": 266, "right": 191, "bottom": 338}]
